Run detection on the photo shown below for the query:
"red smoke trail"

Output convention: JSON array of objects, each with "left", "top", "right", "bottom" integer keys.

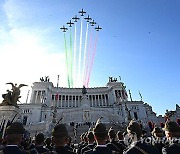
[{"left": 87, "top": 32, "right": 99, "bottom": 87}]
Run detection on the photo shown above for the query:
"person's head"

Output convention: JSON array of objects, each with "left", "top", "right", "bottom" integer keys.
[
  {"left": 163, "top": 121, "right": 180, "bottom": 139},
  {"left": 127, "top": 120, "right": 142, "bottom": 140},
  {"left": 45, "top": 137, "right": 51, "bottom": 146},
  {"left": 93, "top": 123, "right": 108, "bottom": 144},
  {"left": 52, "top": 124, "right": 69, "bottom": 146},
  {"left": 117, "top": 131, "right": 123, "bottom": 140},
  {"left": 35, "top": 133, "right": 45, "bottom": 145},
  {"left": 108, "top": 127, "right": 116, "bottom": 141},
  {"left": 152, "top": 127, "right": 164, "bottom": 138},
  {"left": 6, "top": 122, "right": 25, "bottom": 145},
  {"left": 87, "top": 131, "right": 95, "bottom": 143}
]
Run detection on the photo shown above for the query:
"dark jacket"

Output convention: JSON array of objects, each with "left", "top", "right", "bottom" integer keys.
[
  {"left": 85, "top": 146, "right": 112, "bottom": 154},
  {"left": 106, "top": 140, "right": 125, "bottom": 154},
  {"left": 35, "top": 146, "right": 49, "bottom": 153},
  {"left": 81, "top": 143, "right": 96, "bottom": 154},
  {"left": 54, "top": 146, "right": 76, "bottom": 154},
  {"left": 123, "top": 141, "right": 160, "bottom": 154},
  {"left": 2, "top": 145, "right": 27, "bottom": 154},
  {"left": 162, "top": 142, "right": 180, "bottom": 154}
]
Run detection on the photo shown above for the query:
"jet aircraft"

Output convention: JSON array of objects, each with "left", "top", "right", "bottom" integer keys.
[
  {"left": 84, "top": 15, "right": 92, "bottom": 22},
  {"left": 95, "top": 25, "right": 102, "bottom": 31},
  {"left": 79, "top": 9, "right": 86, "bottom": 16},
  {"left": 60, "top": 26, "right": 68, "bottom": 32},
  {"left": 90, "top": 20, "right": 97, "bottom": 26},
  {"left": 67, "top": 20, "right": 74, "bottom": 27},
  {"left": 72, "top": 15, "right": 80, "bottom": 22}
]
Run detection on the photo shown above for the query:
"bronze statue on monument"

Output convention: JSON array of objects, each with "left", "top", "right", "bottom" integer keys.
[
  {"left": 0, "top": 83, "right": 28, "bottom": 107},
  {"left": 82, "top": 85, "right": 87, "bottom": 95}
]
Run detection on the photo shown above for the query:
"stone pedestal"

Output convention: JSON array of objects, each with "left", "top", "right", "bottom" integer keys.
[
  {"left": 0, "top": 106, "right": 21, "bottom": 138},
  {"left": 81, "top": 94, "right": 91, "bottom": 122},
  {"left": 0, "top": 106, "right": 21, "bottom": 120}
]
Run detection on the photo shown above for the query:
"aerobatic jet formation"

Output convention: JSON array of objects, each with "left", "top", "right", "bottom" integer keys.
[
  {"left": 72, "top": 15, "right": 80, "bottom": 22},
  {"left": 60, "top": 25, "right": 68, "bottom": 32},
  {"left": 60, "top": 9, "right": 102, "bottom": 88},
  {"left": 67, "top": 20, "right": 74, "bottom": 27},
  {"left": 95, "top": 25, "right": 102, "bottom": 31},
  {"left": 79, "top": 8, "right": 86, "bottom": 16},
  {"left": 90, "top": 20, "right": 96, "bottom": 26},
  {"left": 84, "top": 15, "right": 92, "bottom": 22}
]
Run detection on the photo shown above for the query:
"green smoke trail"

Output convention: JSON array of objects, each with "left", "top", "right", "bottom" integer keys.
[
  {"left": 70, "top": 28, "right": 73, "bottom": 87},
  {"left": 64, "top": 33, "right": 70, "bottom": 88}
]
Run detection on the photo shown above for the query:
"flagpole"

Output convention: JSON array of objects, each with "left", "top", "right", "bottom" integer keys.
[
  {"left": 139, "top": 90, "right": 143, "bottom": 101},
  {"left": 57, "top": 75, "right": 59, "bottom": 88},
  {"left": 2, "top": 119, "right": 8, "bottom": 139},
  {"left": 52, "top": 75, "right": 60, "bottom": 123},
  {"left": 25, "top": 90, "right": 30, "bottom": 104},
  {"left": 129, "top": 89, "right": 133, "bottom": 101},
  {"left": 119, "top": 76, "right": 121, "bottom": 81}
]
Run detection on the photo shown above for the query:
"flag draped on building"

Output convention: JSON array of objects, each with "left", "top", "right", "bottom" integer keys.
[{"left": 55, "top": 94, "right": 59, "bottom": 101}]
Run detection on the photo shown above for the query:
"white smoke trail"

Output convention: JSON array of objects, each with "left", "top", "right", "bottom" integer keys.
[
  {"left": 82, "top": 22, "right": 89, "bottom": 86},
  {"left": 84, "top": 28, "right": 92, "bottom": 87},
  {"left": 73, "top": 23, "right": 77, "bottom": 87},
  {"left": 77, "top": 19, "right": 83, "bottom": 87},
  {"left": 84, "top": 28, "right": 93, "bottom": 87}
]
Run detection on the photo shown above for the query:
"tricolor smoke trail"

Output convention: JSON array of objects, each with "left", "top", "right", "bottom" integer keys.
[{"left": 60, "top": 10, "right": 101, "bottom": 88}]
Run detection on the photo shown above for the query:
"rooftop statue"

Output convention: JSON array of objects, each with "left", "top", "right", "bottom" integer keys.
[
  {"left": 0, "top": 83, "right": 28, "bottom": 107},
  {"left": 82, "top": 85, "right": 87, "bottom": 95}
]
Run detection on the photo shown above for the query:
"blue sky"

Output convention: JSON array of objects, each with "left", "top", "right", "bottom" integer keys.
[{"left": 0, "top": 0, "right": 180, "bottom": 115}]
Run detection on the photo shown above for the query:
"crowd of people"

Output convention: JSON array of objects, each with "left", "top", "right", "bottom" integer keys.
[{"left": 0, "top": 119, "right": 179, "bottom": 154}]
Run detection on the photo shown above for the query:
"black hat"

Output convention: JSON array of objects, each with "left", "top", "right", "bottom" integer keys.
[
  {"left": 87, "top": 131, "right": 94, "bottom": 140},
  {"left": 163, "top": 121, "right": 180, "bottom": 132},
  {"left": 35, "top": 133, "right": 45, "bottom": 142},
  {"left": 108, "top": 127, "right": 116, "bottom": 138},
  {"left": 152, "top": 127, "right": 163, "bottom": 134},
  {"left": 52, "top": 124, "right": 68, "bottom": 138},
  {"left": 127, "top": 120, "right": 142, "bottom": 137},
  {"left": 93, "top": 123, "right": 107, "bottom": 135},
  {"left": 117, "top": 131, "right": 123, "bottom": 139},
  {"left": 6, "top": 122, "right": 25, "bottom": 135}
]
